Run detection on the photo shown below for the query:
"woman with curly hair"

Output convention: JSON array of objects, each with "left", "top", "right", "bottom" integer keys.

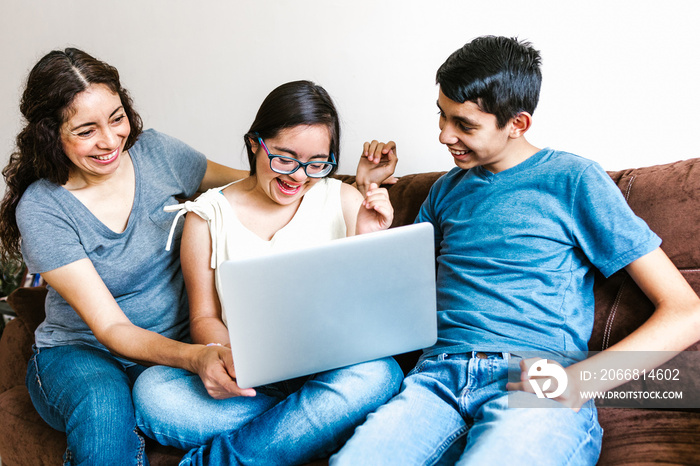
[{"left": 0, "top": 47, "right": 253, "bottom": 465}]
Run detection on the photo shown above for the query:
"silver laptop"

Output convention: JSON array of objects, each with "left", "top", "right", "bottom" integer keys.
[{"left": 217, "top": 222, "right": 438, "bottom": 389}]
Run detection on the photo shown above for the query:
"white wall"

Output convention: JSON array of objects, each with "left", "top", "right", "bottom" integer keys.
[{"left": 2, "top": 0, "right": 699, "bottom": 181}]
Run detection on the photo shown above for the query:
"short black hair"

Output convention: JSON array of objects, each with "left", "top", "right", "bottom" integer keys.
[{"left": 436, "top": 36, "right": 542, "bottom": 128}]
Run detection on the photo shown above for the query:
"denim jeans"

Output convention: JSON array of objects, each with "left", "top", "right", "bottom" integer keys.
[
  {"left": 133, "top": 357, "right": 403, "bottom": 465},
  {"left": 331, "top": 352, "right": 603, "bottom": 466},
  {"left": 26, "top": 345, "right": 150, "bottom": 466}
]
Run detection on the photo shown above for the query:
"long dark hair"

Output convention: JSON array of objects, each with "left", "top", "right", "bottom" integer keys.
[
  {"left": 0, "top": 48, "right": 143, "bottom": 262},
  {"left": 244, "top": 80, "right": 340, "bottom": 177}
]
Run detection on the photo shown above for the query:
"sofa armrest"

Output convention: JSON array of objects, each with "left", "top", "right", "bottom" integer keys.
[{"left": 0, "top": 287, "right": 48, "bottom": 393}]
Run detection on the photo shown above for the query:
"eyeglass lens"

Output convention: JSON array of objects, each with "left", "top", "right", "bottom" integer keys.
[{"left": 270, "top": 156, "right": 333, "bottom": 177}]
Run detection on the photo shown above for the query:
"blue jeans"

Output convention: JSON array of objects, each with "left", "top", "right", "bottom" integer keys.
[
  {"left": 133, "top": 357, "right": 403, "bottom": 465},
  {"left": 26, "top": 345, "right": 150, "bottom": 466},
  {"left": 331, "top": 352, "right": 603, "bottom": 466}
]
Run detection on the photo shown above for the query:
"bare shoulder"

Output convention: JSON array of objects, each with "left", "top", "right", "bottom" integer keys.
[
  {"left": 339, "top": 180, "right": 363, "bottom": 203},
  {"left": 219, "top": 178, "right": 252, "bottom": 205}
]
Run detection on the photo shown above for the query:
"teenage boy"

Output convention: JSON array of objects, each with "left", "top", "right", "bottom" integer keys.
[{"left": 331, "top": 35, "right": 700, "bottom": 465}]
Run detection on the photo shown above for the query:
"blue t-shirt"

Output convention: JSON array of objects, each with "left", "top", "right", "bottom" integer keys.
[
  {"left": 16, "top": 129, "right": 208, "bottom": 355},
  {"left": 416, "top": 148, "right": 661, "bottom": 358}
]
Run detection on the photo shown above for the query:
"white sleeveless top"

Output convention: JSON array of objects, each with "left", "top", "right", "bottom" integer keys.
[{"left": 165, "top": 177, "right": 347, "bottom": 325}]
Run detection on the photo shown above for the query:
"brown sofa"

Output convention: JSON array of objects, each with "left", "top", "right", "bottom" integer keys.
[{"left": 1, "top": 158, "right": 699, "bottom": 465}]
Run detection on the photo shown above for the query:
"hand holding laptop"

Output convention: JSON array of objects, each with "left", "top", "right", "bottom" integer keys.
[{"left": 192, "top": 343, "right": 256, "bottom": 399}]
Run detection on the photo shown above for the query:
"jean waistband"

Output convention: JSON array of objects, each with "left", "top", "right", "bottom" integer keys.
[{"left": 431, "top": 351, "right": 515, "bottom": 362}]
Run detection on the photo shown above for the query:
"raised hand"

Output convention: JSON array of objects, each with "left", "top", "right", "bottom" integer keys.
[
  {"left": 356, "top": 140, "right": 398, "bottom": 196},
  {"left": 356, "top": 182, "right": 394, "bottom": 235}
]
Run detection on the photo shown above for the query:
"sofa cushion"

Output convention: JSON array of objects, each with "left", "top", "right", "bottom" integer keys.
[
  {"left": 387, "top": 172, "right": 444, "bottom": 228},
  {"left": 591, "top": 269, "right": 700, "bottom": 351},
  {"left": 598, "top": 407, "right": 700, "bottom": 464},
  {"left": 7, "top": 286, "right": 48, "bottom": 329},
  {"left": 606, "top": 158, "right": 700, "bottom": 269},
  {"left": 0, "top": 287, "right": 48, "bottom": 393},
  {"left": 0, "top": 385, "right": 66, "bottom": 465}
]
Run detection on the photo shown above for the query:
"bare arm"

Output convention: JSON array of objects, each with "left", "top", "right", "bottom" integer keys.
[
  {"left": 198, "top": 160, "right": 248, "bottom": 193},
  {"left": 181, "top": 213, "right": 230, "bottom": 346},
  {"left": 180, "top": 212, "right": 256, "bottom": 398},
  {"left": 340, "top": 183, "right": 363, "bottom": 237},
  {"left": 509, "top": 248, "right": 700, "bottom": 409},
  {"left": 607, "top": 247, "right": 700, "bottom": 352},
  {"left": 41, "top": 259, "right": 210, "bottom": 372},
  {"left": 41, "top": 245, "right": 254, "bottom": 400}
]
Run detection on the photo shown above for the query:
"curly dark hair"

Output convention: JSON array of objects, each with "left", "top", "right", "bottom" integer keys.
[{"left": 0, "top": 48, "right": 143, "bottom": 262}]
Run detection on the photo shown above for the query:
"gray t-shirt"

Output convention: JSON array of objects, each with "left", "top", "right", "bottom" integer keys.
[{"left": 16, "top": 129, "right": 207, "bottom": 355}]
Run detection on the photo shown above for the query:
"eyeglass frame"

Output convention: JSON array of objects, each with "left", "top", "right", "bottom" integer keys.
[{"left": 256, "top": 136, "right": 337, "bottom": 178}]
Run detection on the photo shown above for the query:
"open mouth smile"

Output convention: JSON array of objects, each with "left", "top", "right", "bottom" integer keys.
[
  {"left": 449, "top": 147, "right": 473, "bottom": 161},
  {"left": 276, "top": 178, "right": 302, "bottom": 195},
  {"left": 90, "top": 148, "right": 119, "bottom": 164}
]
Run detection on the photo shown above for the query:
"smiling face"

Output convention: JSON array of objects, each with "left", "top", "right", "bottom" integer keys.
[
  {"left": 250, "top": 124, "right": 332, "bottom": 205},
  {"left": 437, "top": 88, "right": 516, "bottom": 174},
  {"left": 60, "top": 83, "right": 131, "bottom": 183}
]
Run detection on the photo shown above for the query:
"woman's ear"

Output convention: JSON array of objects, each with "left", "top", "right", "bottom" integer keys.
[
  {"left": 508, "top": 112, "right": 533, "bottom": 139},
  {"left": 247, "top": 135, "right": 260, "bottom": 153}
]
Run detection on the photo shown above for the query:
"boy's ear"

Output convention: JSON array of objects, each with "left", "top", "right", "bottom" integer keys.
[{"left": 508, "top": 112, "right": 533, "bottom": 139}]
